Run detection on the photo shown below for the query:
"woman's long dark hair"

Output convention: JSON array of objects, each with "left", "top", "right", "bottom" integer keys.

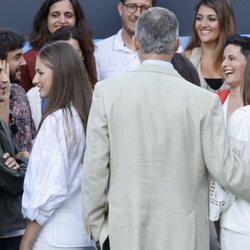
[
  {"left": 37, "top": 41, "right": 92, "bottom": 132},
  {"left": 49, "top": 26, "right": 97, "bottom": 87}
]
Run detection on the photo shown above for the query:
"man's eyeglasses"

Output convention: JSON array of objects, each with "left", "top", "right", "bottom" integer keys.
[{"left": 123, "top": 3, "right": 151, "bottom": 14}]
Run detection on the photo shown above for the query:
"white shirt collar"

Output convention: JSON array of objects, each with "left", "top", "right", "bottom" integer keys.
[
  {"left": 113, "top": 29, "right": 136, "bottom": 54},
  {"left": 142, "top": 59, "right": 174, "bottom": 69}
]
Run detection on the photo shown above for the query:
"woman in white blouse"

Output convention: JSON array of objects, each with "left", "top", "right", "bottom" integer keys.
[
  {"left": 210, "top": 56, "right": 250, "bottom": 249},
  {"left": 20, "top": 42, "right": 94, "bottom": 250}
]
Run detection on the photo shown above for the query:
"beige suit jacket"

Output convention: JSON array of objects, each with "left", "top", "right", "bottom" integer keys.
[{"left": 82, "top": 63, "right": 250, "bottom": 250}]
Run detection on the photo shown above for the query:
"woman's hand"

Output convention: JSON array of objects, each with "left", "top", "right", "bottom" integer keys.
[
  {"left": 19, "top": 243, "right": 32, "bottom": 250},
  {"left": 20, "top": 220, "right": 41, "bottom": 250},
  {"left": 3, "top": 152, "right": 20, "bottom": 170}
]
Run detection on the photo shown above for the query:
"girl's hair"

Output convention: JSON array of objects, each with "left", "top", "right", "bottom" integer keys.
[
  {"left": 37, "top": 41, "right": 92, "bottom": 132},
  {"left": 242, "top": 56, "right": 250, "bottom": 106},
  {"left": 49, "top": 26, "right": 97, "bottom": 87},
  {"left": 185, "top": 0, "right": 237, "bottom": 67}
]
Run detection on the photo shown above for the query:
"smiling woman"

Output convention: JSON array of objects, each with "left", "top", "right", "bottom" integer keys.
[
  {"left": 32, "top": 57, "right": 53, "bottom": 98},
  {"left": 184, "top": 0, "right": 236, "bottom": 91},
  {"left": 20, "top": 0, "right": 96, "bottom": 92},
  {"left": 47, "top": 0, "right": 76, "bottom": 33},
  {"left": 218, "top": 34, "right": 250, "bottom": 122},
  {"left": 209, "top": 36, "right": 250, "bottom": 250}
]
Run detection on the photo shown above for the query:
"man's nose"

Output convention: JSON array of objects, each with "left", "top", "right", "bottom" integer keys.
[
  {"left": 134, "top": 6, "right": 142, "bottom": 17},
  {"left": 20, "top": 56, "right": 26, "bottom": 66}
]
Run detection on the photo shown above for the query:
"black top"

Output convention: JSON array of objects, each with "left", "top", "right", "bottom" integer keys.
[{"left": 205, "top": 78, "right": 224, "bottom": 91}]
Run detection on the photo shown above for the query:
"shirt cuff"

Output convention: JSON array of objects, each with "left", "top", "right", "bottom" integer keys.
[{"left": 36, "top": 213, "right": 49, "bottom": 226}]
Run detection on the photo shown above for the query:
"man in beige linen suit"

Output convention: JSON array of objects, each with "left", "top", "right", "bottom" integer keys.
[{"left": 82, "top": 7, "right": 250, "bottom": 250}]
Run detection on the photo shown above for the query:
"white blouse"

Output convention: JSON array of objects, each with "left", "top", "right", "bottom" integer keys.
[
  {"left": 22, "top": 106, "right": 94, "bottom": 247},
  {"left": 209, "top": 105, "right": 250, "bottom": 235}
]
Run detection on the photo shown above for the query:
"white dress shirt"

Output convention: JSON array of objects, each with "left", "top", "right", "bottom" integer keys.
[
  {"left": 94, "top": 29, "right": 141, "bottom": 81},
  {"left": 22, "top": 106, "right": 94, "bottom": 247},
  {"left": 210, "top": 105, "right": 250, "bottom": 235},
  {"left": 221, "top": 106, "right": 250, "bottom": 235}
]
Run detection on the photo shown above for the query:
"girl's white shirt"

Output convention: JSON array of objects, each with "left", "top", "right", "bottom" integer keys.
[{"left": 22, "top": 106, "right": 94, "bottom": 247}]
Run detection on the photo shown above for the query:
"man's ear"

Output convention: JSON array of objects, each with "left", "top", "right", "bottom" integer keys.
[
  {"left": 117, "top": 2, "right": 123, "bottom": 17},
  {"left": 174, "top": 38, "right": 181, "bottom": 52},
  {"left": 132, "top": 35, "right": 140, "bottom": 51}
]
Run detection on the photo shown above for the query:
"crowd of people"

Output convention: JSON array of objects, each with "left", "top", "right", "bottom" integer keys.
[{"left": 1, "top": 0, "right": 250, "bottom": 250}]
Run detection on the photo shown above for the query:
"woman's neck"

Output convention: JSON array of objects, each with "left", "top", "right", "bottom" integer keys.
[
  {"left": 200, "top": 43, "right": 222, "bottom": 78},
  {"left": 229, "top": 84, "right": 241, "bottom": 96},
  {"left": 227, "top": 86, "right": 243, "bottom": 121}
]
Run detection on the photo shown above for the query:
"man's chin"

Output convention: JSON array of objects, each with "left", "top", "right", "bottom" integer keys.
[
  {"left": 10, "top": 75, "right": 21, "bottom": 84},
  {"left": 9, "top": 69, "right": 22, "bottom": 83}
]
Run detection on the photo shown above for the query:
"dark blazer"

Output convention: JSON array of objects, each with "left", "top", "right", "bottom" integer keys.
[{"left": 0, "top": 119, "right": 28, "bottom": 235}]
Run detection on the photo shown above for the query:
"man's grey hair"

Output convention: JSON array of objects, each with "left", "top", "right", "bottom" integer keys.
[{"left": 135, "top": 7, "right": 179, "bottom": 54}]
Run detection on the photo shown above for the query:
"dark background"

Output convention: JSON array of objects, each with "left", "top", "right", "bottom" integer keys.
[{"left": 0, "top": 0, "right": 249, "bottom": 40}]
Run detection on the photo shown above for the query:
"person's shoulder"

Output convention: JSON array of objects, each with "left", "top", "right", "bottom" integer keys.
[
  {"left": 95, "top": 74, "right": 122, "bottom": 87},
  {"left": 227, "top": 106, "right": 250, "bottom": 138},
  {"left": 40, "top": 109, "right": 63, "bottom": 131},
  {"left": 27, "top": 86, "right": 39, "bottom": 98},
  {"left": 183, "top": 49, "right": 192, "bottom": 58},
  {"left": 11, "top": 83, "right": 26, "bottom": 95},
  {"left": 24, "top": 48, "right": 37, "bottom": 56},
  {"left": 181, "top": 80, "right": 218, "bottom": 106},
  {"left": 45, "top": 108, "right": 77, "bottom": 124},
  {"left": 23, "top": 48, "right": 38, "bottom": 64},
  {"left": 95, "top": 32, "right": 118, "bottom": 52},
  {"left": 231, "top": 105, "right": 250, "bottom": 121},
  {"left": 94, "top": 72, "right": 132, "bottom": 94},
  {"left": 184, "top": 47, "right": 201, "bottom": 58},
  {"left": 48, "top": 109, "right": 64, "bottom": 120}
]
